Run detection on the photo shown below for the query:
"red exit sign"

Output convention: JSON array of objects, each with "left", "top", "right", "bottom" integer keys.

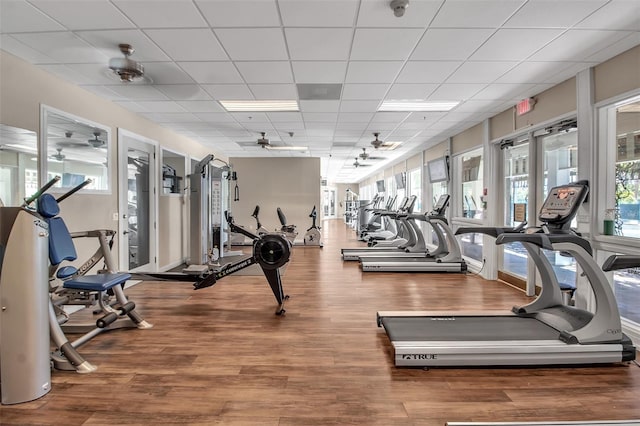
[{"left": 516, "top": 97, "right": 536, "bottom": 116}]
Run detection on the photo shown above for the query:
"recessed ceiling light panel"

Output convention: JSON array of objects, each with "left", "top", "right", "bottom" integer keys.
[
  {"left": 219, "top": 100, "right": 299, "bottom": 112},
  {"left": 378, "top": 100, "right": 459, "bottom": 112}
]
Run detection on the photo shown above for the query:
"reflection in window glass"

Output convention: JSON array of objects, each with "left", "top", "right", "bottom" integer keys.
[
  {"left": 614, "top": 267, "right": 640, "bottom": 324},
  {"left": 615, "top": 100, "right": 640, "bottom": 238},
  {"left": 431, "top": 181, "right": 448, "bottom": 245},
  {"left": 461, "top": 148, "right": 483, "bottom": 219}
]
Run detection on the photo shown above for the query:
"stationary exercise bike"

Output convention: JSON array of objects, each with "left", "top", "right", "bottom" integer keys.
[{"left": 303, "top": 205, "right": 323, "bottom": 247}]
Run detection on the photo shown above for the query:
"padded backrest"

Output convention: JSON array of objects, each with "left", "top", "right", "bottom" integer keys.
[
  {"left": 277, "top": 207, "right": 287, "bottom": 226},
  {"left": 37, "top": 193, "right": 60, "bottom": 218},
  {"left": 47, "top": 216, "right": 78, "bottom": 266}
]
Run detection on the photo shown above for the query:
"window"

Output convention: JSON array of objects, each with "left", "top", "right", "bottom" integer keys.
[
  {"left": 614, "top": 99, "right": 640, "bottom": 238},
  {"left": 408, "top": 168, "right": 422, "bottom": 212}
]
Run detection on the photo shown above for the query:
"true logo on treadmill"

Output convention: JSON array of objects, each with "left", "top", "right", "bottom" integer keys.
[{"left": 402, "top": 354, "right": 438, "bottom": 360}]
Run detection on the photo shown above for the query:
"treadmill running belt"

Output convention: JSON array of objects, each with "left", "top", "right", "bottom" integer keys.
[{"left": 382, "top": 316, "right": 561, "bottom": 342}]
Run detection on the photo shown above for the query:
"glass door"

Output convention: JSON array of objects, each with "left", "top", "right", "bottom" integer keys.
[
  {"left": 118, "top": 130, "right": 157, "bottom": 272},
  {"left": 322, "top": 188, "right": 336, "bottom": 218},
  {"left": 501, "top": 142, "right": 530, "bottom": 280}
]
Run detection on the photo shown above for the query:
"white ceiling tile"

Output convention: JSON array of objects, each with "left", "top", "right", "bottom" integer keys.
[
  {"left": 546, "top": 62, "right": 597, "bottom": 84},
  {"left": 201, "top": 84, "right": 254, "bottom": 100},
  {"left": 575, "top": 0, "right": 640, "bottom": 30},
  {"left": 341, "top": 84, "right": 389, "bottom": 100},
  {"left": 11, "top": 32, "right": 109, "bottom": 63},
  {"left": 114, "top": 101, "right": 145, "bottom": 113},
  {"left": 279, "top": 0, "right": 358, "bottom": 26},
  {"left": 411, "top": 29, "right": 495, "bottom": 61},
  {"left": 235, "top": 61, "right": 293, "bottom": 84},
  {"left": 0, "top": 35, "right": 57, "bottom": 63},
  {"left": 299, "top": 100, "right": 340, "bottom": 112},
  {"left": 267, "top": 112, "right": 303, "bottom": 122},
  {"left": 335, "top": 122, "right": 369, "bottom": 131},
  {"left": 141, "top": 112, "right": 199, "bottom": 123},
  {"left": 495, "top": 61, "right": 572, "bottom": 84},
  {"left": 112, "top": 0, "right": 207, "bottom": 28},
  {"left": 215, "top": 28, "right": 288, "bottom": 61},
  {"left": 396, "top": 121, "right": 431, "bottom": 130},
  {"left": 345, "top": 61, "right": 403, "bottom": 83},
  {"left": 194, "top": 113, "right": 236, "bottom": 122},
  {"left": 65, "top": 63, "right": 124, "bottom": 84},
  {"left": 29, "top": 1, "right": 134, "bottom": 31},
  {"left": 80, "top": 85, "right": 124, "bottom": 101},
  {"left": 76, "top": 29, "right": 170, "bottom": 62},
  {"left": 337, "top": 112, "right": 374, "bottom": 123},
  {"left": 106, "top": 84, "right": 170, "bottom": 100},
  {"left": 431, "top": 1, "right": 526, "bottom": 28},
  {"left": 131, "top": 101, "right": 187, "bottom": 113},
  {"left": 351, "top": 28, "right": 424, "bottom": 61},
  {"left": 586, "top": 32, "right": 640, "bottom": 63},
  {"left": 370, "top": 112, "right": 410, "bottom": 123},
  {"left": 144, "top": 62, "right": 195, "bottom": 84},
  {"left": 339, "top": 100, "right": 381, "bottom": 113},
  {"left": 285, "top": 28, "right": 353, "bottom": 60},
  {"left": 447, "top": 61, "right": 517, "bottom": 84},
  {"left": 177, "top": 101, "right": 225, "bottom": 113},
  {"left": 230, "top": 113, "right": 270, "bottom": 123},
  {"left": 155, "top": 85, "right": 212, "bottom": 101},
  {"left": 39, "top": 64, "right": 96, "bottom": 85},
  {"left": 195, "top": 0, "right": 280, "bottom": 27},
  {"left": 356, "top": 0, "right": 441, "bottom": 28},
  {"left": 404, "top": 112, "right": 447, "bottom": 122},
  {"left": 291, "top": 61, "right": 347, "bottom": 83},
  {"left": 396, "top": 61, "right": 461, "bottom": 83},
  {"left": 273, "top": 122, "right": 307, "bottom": 131},
  {"left": 179, "top": 62, "right": 244, "bottom": 84},
  {"left": 0, "top": 0, "right": 65, "bottom": 33},
  {"left": 529, "top": 30, "right": 633, "bottom": 62},
  {"left": 303, "top": 113, "right": 338, "bottom": 122},
  {"left": 505, "top": 0, "right": 607, "bottom": 28},
  {"left": 470, "top": 29, "right": 565, "bottom": 61},
  {"left": 144, "top": 29, "right": 227, "bottom": 61},
  {"left": 249, "top": 84, "right": 298, "bottom": 99},
  {"left": 386, "top": 84, "right": 438, "bottom": 99},
  {"left": 453, "top": 99, "right": 507, "bottom": 113},
  {"left": 429, "top": 84, "right": 486, "bottom": 101}
]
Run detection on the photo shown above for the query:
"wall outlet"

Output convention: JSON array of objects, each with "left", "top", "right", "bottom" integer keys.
[{"left": 112, "top": 213, "right": 119, "bottom": 221}]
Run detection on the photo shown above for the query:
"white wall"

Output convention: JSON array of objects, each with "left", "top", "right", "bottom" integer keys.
[{"left": 229, "top": 157, "right": 321, "bottom": 242}]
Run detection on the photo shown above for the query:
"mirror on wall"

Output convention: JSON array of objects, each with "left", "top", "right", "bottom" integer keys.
[
  {"left": 161, "top": 149, "right": 185, "bottom": 195},
  {"left": 0, "top": 124, "right": 38, "bottom": 206},
  {"left": 40, "top": 106, "right": 110, "bottom": 191}
]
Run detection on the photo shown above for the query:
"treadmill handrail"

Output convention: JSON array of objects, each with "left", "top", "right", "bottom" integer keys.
[
  {"left": 495, "top": 233, "right": 593, "bottom": 256},
  {"left": 455, "top": 226, "right": 521, "bottom": 238},
  {"left": 602, "top": 254, "right": 640, "bottom": 272}
]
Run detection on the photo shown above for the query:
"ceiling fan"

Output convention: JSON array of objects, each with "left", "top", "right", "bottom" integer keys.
[
  {"left": 88, "top": 131, "right": 105, "bottom": 148},
  {"left": 255, "top": 132, "right": 307, "bottom": 151},
  {"left": 108, "top": 43, "right": 145, "bottom": 83},
  {"left": 51, "top": 148, "right": 65, "bottom": 161},
  {"left": 352, "top": 157, "right": 371, "bottom": 168},
  {"left": 359, "top": 147, "right": 385, "bottom": 160}
]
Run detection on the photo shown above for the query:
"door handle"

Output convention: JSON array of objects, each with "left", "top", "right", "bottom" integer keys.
[{"left": 123, "top": 230, "right": 129, "bottom": 235}]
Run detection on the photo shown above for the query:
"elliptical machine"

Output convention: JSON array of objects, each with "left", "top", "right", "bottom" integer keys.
[{"left": 303, "top": 206, "right": 323, "bottom": 247}]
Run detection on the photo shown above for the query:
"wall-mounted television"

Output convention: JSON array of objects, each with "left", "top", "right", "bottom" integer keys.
[
  {"left": 376, "top": 179, "right": 385, "bottom": 193},
  {"left": 427, "top": 156, "right": 449, "bottom": 183},
  {"left": 394, "top": 172, "right": 406, "bottom": 190}
]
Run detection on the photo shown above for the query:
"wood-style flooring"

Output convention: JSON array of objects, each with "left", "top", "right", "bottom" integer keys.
[{"left": 2, "top": 219, "right": 640, "bottom": 425}]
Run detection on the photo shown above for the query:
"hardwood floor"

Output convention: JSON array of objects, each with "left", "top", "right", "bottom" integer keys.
[{"left": 2, "top": 219, "right": 640, "bottom": 425}]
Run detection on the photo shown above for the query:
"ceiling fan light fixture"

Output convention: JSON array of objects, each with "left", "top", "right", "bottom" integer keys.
[
  {"left": 378, "top": 100, "right": 459, "bottom": 112},
  {"left": 109, "top": 44, "right": 144, "bottom": 83}
]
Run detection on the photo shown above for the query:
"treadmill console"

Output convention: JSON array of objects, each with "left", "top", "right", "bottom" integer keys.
[
  {"left": 433, "top": 194, "right": 450, "bottom": 216},
  {"left": 539, "top": 183, "right": 588, "bottom": 229}
]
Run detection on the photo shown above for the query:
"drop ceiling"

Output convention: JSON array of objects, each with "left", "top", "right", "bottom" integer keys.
[{"left": 1, "top": 0, "right": 639, "bottom": 183}]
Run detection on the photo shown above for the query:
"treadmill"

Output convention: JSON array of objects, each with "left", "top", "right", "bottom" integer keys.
[
  {"left": 377, "top": 182, "right": 636, "bottom": 367},
  {"left": 341, "top": 196, "right": 417, "bottom": 261},
  {"left": 359, "top": 195, "right": 467, "bottom": 272}
]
